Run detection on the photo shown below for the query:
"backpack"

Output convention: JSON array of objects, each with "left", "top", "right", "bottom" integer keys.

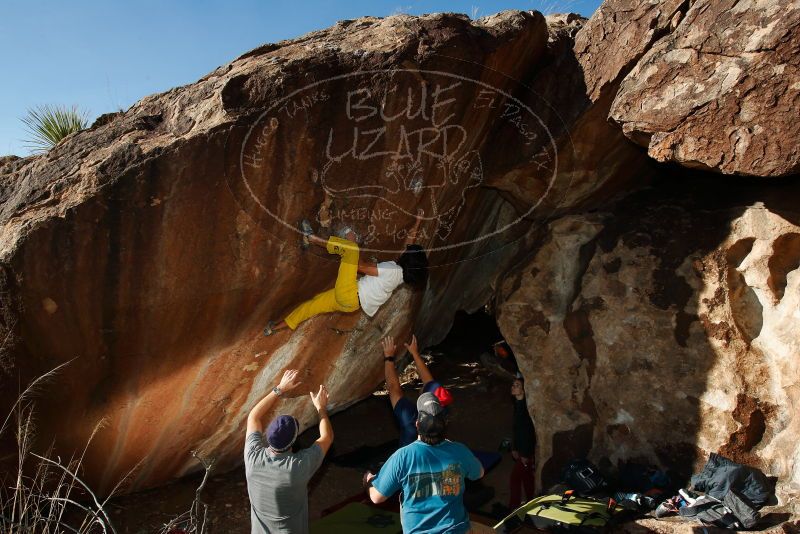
[
  {"left": 677, "top": 490, "right": 761, "bottom": 530},
  {"left": 562, "top": 459, "right": 607, "bottom": 495},
  {"left": 723, "top": 489, "right": 760, "bottom": 529},
  {"left": 494, "top": 491, "right": 622, "bottom": 533}
]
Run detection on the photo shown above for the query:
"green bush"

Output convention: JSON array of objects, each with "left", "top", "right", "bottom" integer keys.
[{"left": 21, "top": 104, "right": 89, "bottom": 153}]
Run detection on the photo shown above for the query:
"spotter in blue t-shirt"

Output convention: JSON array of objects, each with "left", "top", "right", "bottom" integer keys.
[{"left": 372, "top": 440, "right": 483, "bottom": 534}]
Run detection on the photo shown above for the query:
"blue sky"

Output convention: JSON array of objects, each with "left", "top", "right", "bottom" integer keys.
[{"left": 0, "top": 0, "right": 601, "bottom": 156}]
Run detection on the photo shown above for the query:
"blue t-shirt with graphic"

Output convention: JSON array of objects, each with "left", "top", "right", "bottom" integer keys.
[{"left": 372, "top": 440, "right": 482, "bottom": 534}]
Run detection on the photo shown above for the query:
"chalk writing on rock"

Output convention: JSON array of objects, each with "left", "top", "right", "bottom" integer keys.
[{"left": 229, "top": 69, "right": 558, "bottom": 258}]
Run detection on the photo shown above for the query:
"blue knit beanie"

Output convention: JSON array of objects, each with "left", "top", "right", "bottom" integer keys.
[{"left": 266, "top": 415, "right": 299, "bottom": 452}]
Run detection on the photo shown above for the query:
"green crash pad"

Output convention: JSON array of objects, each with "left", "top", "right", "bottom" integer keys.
[
  {"left": 311, "top": 502, "right": 402, "bottom": 534},
  {"left": 494, "top": 493, "right": 619, "bottom": 532}
]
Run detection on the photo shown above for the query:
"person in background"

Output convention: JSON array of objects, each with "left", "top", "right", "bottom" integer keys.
[
  {"left": 381, "top": 334, "right": 453, "bottom": 448},
  {"left": 366, "top": 392, "right": 484, "bottom": 534},
  {"left": 509, "top": 374, "right": 536, "bottom": 510},
  {"left": 244, "top": 369, "right": 333, "bottom": 534}
]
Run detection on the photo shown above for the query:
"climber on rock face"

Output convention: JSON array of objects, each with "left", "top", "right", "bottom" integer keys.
[{"left": 263, "top": 213, "right": 429, "bottom": 336}]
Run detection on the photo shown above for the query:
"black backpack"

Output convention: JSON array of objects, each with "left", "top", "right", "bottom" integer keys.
[{"left": 562, "top": 459, "right": 607, "bottom": 495}]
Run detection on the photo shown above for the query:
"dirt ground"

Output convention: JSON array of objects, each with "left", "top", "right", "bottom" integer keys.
[{"left": 107, "top": 311, "right": 519, "bottom": 533}]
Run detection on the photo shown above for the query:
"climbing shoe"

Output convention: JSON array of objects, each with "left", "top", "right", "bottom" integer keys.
[
  {"left": 300, "top": 219, "right": 314, "bottom": 249},
  {"left": 655, "top": 496, "right": 683, "bottom": 518},
  {"left": 263, "top": 321, "right": 277, "bottom": 337}
]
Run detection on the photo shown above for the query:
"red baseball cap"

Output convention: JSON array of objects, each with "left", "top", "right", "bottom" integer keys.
[{"left": 422, "top": 381, "right": 453, "bottom": 407}]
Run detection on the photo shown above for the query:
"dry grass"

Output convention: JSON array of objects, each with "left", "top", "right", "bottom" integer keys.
[
  {"left": 0, "top": 359, "right": 215, "bottom": 533},
  {"left": 0, "top": 361, "right": 115, "bottom": 534},
  {"left": 0, "top": 361, "right": 119, "bottom": 533},
  {"left": 158, "top": 452, "right": 215, "bottom": 534}
]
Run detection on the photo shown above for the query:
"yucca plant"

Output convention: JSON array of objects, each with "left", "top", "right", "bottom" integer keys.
[{"left": 21, "top": 104, "right": 89, "bottom": 153}]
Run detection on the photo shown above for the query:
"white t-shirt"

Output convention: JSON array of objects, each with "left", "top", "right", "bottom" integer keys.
[{"left": 357, "top": 261, "right": 404, "bottom": 317}]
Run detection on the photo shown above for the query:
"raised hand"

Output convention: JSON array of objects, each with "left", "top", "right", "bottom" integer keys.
[
  {"left": 277, "top": 369, "right": 301, "bottom": 392},
  {"left": 404, "top": 334, "right": 419, "bottom": 357},
  {"left": 382, "top": 336, "right": 396, "bottom": 358},
  {"left": 310, "top": 384, "right": 329, "bottom": 414}
]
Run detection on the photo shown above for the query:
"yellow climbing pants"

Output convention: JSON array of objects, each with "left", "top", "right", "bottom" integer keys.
[{"left": 284, "top": 236, "right": 360, "bottom": 330}]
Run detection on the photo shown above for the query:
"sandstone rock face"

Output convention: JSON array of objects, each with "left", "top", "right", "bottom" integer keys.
[
  {"left": 611, "top": 1, "right": 800, "bottom": 176},
  {"left": 574, "top": 0, "right": 688, "bottom": 101},
  {"left": 486, "top": 10, "right": 657, "bottom": 219},
  {"left": 2, "top": 0, "right": 799, "bottom": 513},
  {"left": 497, "top": 179, "right": 800, "bottom": 509},
  {"left": 604, "top": 0, "right": 800, "bottom": 176},
  {"left": 0, "top": 11, "right": 622, "bottom": 493},
  {"left": 494, "top": 0, "right": 800, "bottom": 513}
]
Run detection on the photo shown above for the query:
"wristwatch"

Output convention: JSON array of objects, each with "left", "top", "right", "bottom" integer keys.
[
  {"left": 272, "top": 386, "right": 282, "bottom": 397},
  {"left": 384, "top": 356, "right": 395, "bottom": 362}
]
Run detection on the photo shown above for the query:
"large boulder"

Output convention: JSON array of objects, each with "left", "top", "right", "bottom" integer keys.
[
  {"left": 0, "top": 11, "right": 622, "bottom": 493},
  {"left": 497, "top": 175, "right": 800, "bottom": 508},
  {"left": 2, "top": 0, "right": 798, "bottom": 510},
  {"left": 491, "top": 0, "right": 800, "bottom": 514}
]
